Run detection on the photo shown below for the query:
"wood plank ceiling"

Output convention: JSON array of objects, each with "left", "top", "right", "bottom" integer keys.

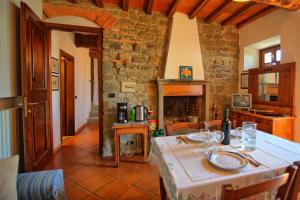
[{"left": 51, "top": 0, "right": 299, "bottom": 28}]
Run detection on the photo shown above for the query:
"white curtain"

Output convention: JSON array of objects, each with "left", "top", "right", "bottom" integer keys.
[{"left": 0, "top": 110, "right": 18, "bottom": 159}]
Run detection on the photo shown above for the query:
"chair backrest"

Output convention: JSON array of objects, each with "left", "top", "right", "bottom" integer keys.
[
  {"left": 165, "top": 122, "right": 200, "bottom": 136},
  {"left": 288, "top": 161, "right": 300, "bottom": 200},
  {"left": 222, "top": 165, "right": 298, "bottom": 200},
  {"left": 204, "top": 120, "right": 222, "bottom": 131}
]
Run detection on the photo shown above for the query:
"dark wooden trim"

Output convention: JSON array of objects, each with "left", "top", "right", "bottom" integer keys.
[
  {"left": 204, "top": 0, "right": 232, "bottom": 23},
  {"left": 46, "top": 22, "right": 100, "bottom": 33},
  {"left": 167, "top": 0, "right": 180, "bottom": 18},
  {"left": 75, "top": 33, "right": 98, "bottom": 48},
  {"left": 236, "top": 5, "right": 277, "bottom": 28},
  {"left": 120, "top": 0, "right": 129, "bottom": 11},
  {"left": 145, "top": 0, "right": 155, "bottom": 14},
  {"left": 94, "top": 0, "right": 104, "bottom": 8},
  {"left": 91, "top": 58, "right": 94, "bottom": 103},
  {"left": 189, "top": 0, "right": 210, "bottom": 19},
  {"left": 98, "top": 29, "right": 104, "bottom": 156},
  {"left": 221, "top": 2, "right": 256, "bottom": 26}
]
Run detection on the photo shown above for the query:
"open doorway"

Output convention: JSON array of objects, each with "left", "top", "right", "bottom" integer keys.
[
  {"left": 47, "top": 23, "right": 103, "bottom": 155},
  {"left": 59, "top": 50, "right": 75, "bottom": 140}
]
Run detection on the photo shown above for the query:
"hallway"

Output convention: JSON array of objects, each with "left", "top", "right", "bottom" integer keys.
[{"left": 45, "top": 125, "right": 160, "bottom": 200}]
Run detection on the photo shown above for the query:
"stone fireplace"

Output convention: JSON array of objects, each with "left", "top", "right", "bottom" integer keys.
[{"left": 157, "top": 79, "right": 209, "bottom": 130}]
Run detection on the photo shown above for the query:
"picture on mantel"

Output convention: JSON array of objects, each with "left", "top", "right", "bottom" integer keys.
[{"left": 180, "top": 66, "right": 193, "bottom": 80}]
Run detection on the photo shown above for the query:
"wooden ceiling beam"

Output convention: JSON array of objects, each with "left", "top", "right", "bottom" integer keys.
[
  {"left": 145, "top": 0, "right": 156, "bottom": 15},
  {"left": 75, "top": 33, "right": 99, "bottom": 48},
  {"left": 221, "top": 2, "right": 256, "bottom": 26},
  {"left": 204, "top": 0, "right": 232, "bottom": 23},
  {"left": 120, "top": 0, "right": 129, "bottom": 11},
  {"left": 94, "top": 0, "right": 104, "bottom": 8},
  {"left": 167, "top": 0, "right": 181, "bottom": 18},
  {"left": 69, "top": 0, "right": 78, "bottom": 3},
  {"left": 236, "top": 5, "right": 278, "bottom": 28},
  {"left": 249, "top": 0, "right": 300, "bottom": 10},
  {"left": 89, "top": 49, "right": 99, "bottom": 58},
  {"left": 189, "top": 0, "right": 210, "bottom": 19}
]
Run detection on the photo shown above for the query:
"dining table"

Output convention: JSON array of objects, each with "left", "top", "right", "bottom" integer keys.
[{"left": 150, "top": 130, "right": 300, "bottom": 200}]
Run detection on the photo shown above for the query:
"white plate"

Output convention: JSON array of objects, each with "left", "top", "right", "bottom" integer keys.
[
  {"left": 208, "top": 151, "right": 248, "bottom": 171},
  {"left": 186, "top": 133, "right": 208, "bottom": 143}
]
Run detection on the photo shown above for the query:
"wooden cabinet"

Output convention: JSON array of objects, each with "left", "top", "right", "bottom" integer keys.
[{"left": 231, "top": 110, "right": 294, "bottom": 140}]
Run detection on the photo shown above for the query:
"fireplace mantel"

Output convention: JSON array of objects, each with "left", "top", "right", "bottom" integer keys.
[{"left": 157, "top": 79, "right": 210, "bottom": 129}]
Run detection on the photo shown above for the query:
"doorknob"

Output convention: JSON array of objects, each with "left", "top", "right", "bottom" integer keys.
[
  {"left": 28, "top": 102, "right": 39, "bottom": 106},
  {"left": 24, "top": 97, "right": 39, "bottom": 117}
]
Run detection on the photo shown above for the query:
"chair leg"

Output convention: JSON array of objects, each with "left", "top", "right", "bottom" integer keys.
[
  {"left": 159, "top": 177, "right": 167, "bottom": 200},
  {"left": 289, "top": 161, "right": 300, "bottom": 200}
]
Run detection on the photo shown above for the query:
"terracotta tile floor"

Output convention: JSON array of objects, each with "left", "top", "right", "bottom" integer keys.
[{"left": 45, "top": 124, "right": 161, "bottom": 200}]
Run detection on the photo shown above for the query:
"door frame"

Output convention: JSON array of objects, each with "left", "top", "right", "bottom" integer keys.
[
  {"left": 59, "top": 49, "right": 75, "bottom": 138},
  {"left": 46, "top": 22, "right": 104, "bottom": 156}
]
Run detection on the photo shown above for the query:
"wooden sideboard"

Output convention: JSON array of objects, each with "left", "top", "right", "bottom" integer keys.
[{"left": 231, "top": 110, "right": 294, "bottom": 140}]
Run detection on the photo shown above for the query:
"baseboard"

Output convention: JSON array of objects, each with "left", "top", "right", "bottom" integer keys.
[
  {"left": 53, "top": 144, "right": 62, "bottom": 154},
  {"left": 75, "top": 123, "right": 87, "bottom": 134}
]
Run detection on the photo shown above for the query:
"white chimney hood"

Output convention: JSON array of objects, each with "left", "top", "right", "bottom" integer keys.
[{"left": 164, "top": 12, "right": 205, "bottom": 80}]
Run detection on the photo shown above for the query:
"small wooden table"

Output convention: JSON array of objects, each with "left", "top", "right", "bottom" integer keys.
[{"left": 112, "top": 121, "right": 149, "bottom": 167}]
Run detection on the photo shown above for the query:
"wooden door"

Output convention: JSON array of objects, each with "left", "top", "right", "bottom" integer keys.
[
  {"left": 21, "top": 2, "right": 52, "bottom": 171},
  {"left": 60, "top": 50, "right": 75, "bottom": 136}
]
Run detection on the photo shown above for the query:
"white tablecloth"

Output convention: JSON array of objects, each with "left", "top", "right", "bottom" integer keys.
[{"left": 150, "top": 131, "right": 300, "bottom": 200}]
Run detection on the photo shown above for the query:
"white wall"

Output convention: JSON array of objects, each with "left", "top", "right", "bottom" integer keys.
[
  {"left": 0, "top": 0, "right": 42, "bottom": 97},
  {"left": 239, "top": 9, "right": 300, "bottom": 142},
  {"left": 164, "top": 12, "right": 205, "bottom": 80},
  {"left": 51, "top": 30, "right": 91, "bottom": 149}
]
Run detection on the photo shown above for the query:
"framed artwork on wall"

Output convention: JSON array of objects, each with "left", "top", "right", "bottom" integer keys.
[
  {"left": 241, "top": 72, "right": 249, "bottom": 89},
  {"left": 52, "top": 74, "right": 59, "bottom": 91},
  {"left": 51, "top": 57, "right": 59, "bottom": 74},
  {"left": 179, "top": 66, "right": 193, "bottom": 80}
]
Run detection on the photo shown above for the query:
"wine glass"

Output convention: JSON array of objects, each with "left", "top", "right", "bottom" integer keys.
[
  {"left": 205, "top": 131, "right": 224, "bottom": 154},
  {"left": 212, "top": 131, "right": 225, "bottom": 151}
]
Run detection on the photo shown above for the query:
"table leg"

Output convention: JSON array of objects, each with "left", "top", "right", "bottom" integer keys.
[
  {"left": 114, "top": 131, "right": 119, "bottom": 167},
  {"left": 144, "top": 129, "right": 148, "bottom": 162},
  {"left": 159, "top": 176, "right": 167, "bottom": 200}
]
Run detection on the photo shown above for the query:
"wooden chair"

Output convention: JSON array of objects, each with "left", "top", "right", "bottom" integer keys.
[
  {"left": 165, "top": 122, "right": 201, "bottom": 136},
  {"left": 204, "top": 120, "right": 222, "bottom": 131},
  {"left": 204, "top": 120, "right": 237, "bottom": 131},
  {"left": 288, "top": 161, "right": 300, "bottom": 200},
  {"left": 222, "top": 165, "right": 298, "bottom": 200}
]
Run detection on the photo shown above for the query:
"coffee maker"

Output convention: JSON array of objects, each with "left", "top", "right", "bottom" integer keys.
[{"left": 117, "top": 102, "right": 128, "bottom": 123}]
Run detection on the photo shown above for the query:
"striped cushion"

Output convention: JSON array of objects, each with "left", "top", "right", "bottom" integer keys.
[{"left": 17, "top": 169, "right": 67, "bottom": 200}]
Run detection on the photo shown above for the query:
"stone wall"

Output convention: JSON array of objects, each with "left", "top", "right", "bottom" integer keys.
[
  {"left": 102, "top": 9, "right": 239, "bottom": 156},
  {"left": 197, "top": 21, "right": 239, "bottom": 120},
  {"left": 102, "top": 7, "right": 171, "bottom": 156}
]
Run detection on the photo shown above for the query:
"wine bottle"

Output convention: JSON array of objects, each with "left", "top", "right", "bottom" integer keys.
[{"left": 221, "top": 108, "right": 231, "bottom": 145}]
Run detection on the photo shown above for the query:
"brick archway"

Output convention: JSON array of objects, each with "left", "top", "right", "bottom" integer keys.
[{"left": 43, "top": 4, "right": 118, "bottom": 30}]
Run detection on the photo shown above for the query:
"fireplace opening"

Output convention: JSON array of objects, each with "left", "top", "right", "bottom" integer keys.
[{"left": 164, "top": 96, "right": 204, "bottom": 126}]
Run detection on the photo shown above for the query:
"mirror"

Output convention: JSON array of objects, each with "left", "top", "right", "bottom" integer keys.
[{"left": 258, "top": 72, "right": 279, "bottom": 102}]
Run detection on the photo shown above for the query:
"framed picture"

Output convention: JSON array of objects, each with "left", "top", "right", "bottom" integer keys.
[
  {"left": 52, "top": 74, "right": 59, "bottom": 91},
  {"left": 180, "top": 66, "right": 193, "bottom": 80},
  {"left": 51, "top": 57, "right": 59, "bottom": 74},
  {"left": 241, "top": 73, "right": 249, "bottom": 89}
]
